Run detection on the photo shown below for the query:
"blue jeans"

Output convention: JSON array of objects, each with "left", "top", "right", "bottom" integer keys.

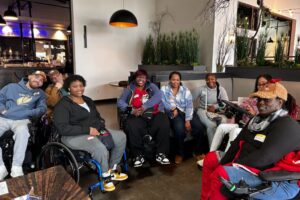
[
  {"left": 224, "top": 166, "right": 300, "bottom": 200},
  {"left": 170, "top": 111, "right": 206, "bottom": 156}
]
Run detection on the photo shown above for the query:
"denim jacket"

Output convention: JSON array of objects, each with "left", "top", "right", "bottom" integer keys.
[{"left": 161, "top": 84, "right": 193, "bottom": 121}]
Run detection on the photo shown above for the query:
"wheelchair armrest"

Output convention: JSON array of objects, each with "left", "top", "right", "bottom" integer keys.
[{"left": 259, "top": 170, "right": 300, "bottom": 182}]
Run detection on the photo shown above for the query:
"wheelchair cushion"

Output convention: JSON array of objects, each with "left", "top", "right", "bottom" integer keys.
[{"left": 259, "top": 170, "right": 300, "bottom": 182}]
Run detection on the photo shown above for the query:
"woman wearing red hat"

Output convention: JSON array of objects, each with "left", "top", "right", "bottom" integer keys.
[{"left": 118, "top": 69, "right": 170, "bottom": 167}]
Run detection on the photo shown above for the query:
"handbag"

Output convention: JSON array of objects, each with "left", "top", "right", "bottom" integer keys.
[
  {"left": 206, "top": 111, "right": 223, "bottom": 126},
  {"left": 98, "top": 129, "right": 115, "bottom": 150}
]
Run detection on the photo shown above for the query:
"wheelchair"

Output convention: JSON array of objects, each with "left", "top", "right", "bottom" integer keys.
[
  {"left": 220, "top": 170, "right": 300, "bottom": 200},
  {"left": 119, "top": 107, "right": 164, "bottom": 166},
  {"left": 0, "top": 118, "right": 45, "bottom": 175},
  {"left": 36, "top": 124, "right": 128, "bottom": 197}
]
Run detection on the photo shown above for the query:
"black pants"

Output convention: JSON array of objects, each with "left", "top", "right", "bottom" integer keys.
[
  {"left": 124, "top": 112, "right": 170, "bottom": 157},
  {"left": 170, "top": 111, "right": 207, "bottom": 156}
]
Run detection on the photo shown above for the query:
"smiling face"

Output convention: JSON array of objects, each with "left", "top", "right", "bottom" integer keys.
[
  {"left": 206, "top": 75, "right": 217, "bottom": 89},
  {"left": 135, "top": 75, "right": 147, "bottom": 88},
  {"left": 69, "top": 80, "right": 85, "bottom": 98},
  {"left": 256, "top": 97, "right": 283, "bottom": 116},
  {"left": 49, "top": 72, "right": 62, "bottom": 84},
  {"left": 257, "top": 77, "right": 269, "bottom": 91},
  {"left": 169, "top": 74, "right": 181, "bottom": 89},
  {"left": 28, "top": 74, "right": 44, "bottom": 89}
]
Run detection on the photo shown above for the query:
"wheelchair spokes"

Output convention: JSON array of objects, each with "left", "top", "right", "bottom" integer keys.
[{"left": 37, "top": 142, "right": 80, "bottom": 183}]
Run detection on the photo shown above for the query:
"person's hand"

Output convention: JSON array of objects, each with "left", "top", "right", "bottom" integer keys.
[
  {"left": 55, "top": 82, "right": 63, "bottom": 89},
  {"left": 185, "top": 121, "right": 192, "bottom": 132},
  {"left": 246, "top": 105, "right": 257, "bottom": 115},
  {"left": 89, "top": 127, "right": 100, "bottom": 136},
  {"left": 172, "top": 109, "right": 178, "bottom": 118},
  {"left": 207, "top": 105, "right": 216, "bottom": 113}
]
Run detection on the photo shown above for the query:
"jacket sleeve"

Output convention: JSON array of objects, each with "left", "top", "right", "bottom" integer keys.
[
  {"left": 0, "top": 85, "right": 8, "bottom": 112},
  {"left": 54, "top": 100, "right": 90, "bottom": 136},
  {"left": 161, "top": 86, "right": 173, "bottom": 111},
  {"left": 142, "top": 83, "right": 162, "bottom": 110},
  {"left": 45, "top": 85, "right": 61, "bottom": 108},
  {"left": 219, "top": 87, "right": 229, "bottom": 101},
  {"left": 236, "top": 117, "right": 300, "bottom": 170},
  {"left": 117, "top": 88, "right": 131, "bottom": 111},
  {"left": 30, "top": 92, "right": 47, "bottom": 118}
]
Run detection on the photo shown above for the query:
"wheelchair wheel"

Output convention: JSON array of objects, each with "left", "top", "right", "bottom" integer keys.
[{"left": 37, "top": 142, "right": 80, "bottom": 183}]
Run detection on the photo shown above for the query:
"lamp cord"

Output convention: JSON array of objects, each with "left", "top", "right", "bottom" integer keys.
[{"left": 123, "top": 0, "right": 124, "bottom": 9}]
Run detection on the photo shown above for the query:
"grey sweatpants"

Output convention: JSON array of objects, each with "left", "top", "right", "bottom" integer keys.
[
  {"left": 0, "top": 117, "right": 30, "bottom": 167},
  {"left": 61, "top": 129, "right": 126, "bottom": 172}
]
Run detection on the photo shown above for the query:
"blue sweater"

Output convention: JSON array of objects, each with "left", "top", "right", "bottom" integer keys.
[
  {"left": 0, "top": 79, "right": 47, "bottom": 120},
  {"left": 117, "top": 81, "right": 164, "bottom": 112}
]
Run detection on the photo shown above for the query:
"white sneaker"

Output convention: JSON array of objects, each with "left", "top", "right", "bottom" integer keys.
[
  {"left": 10, "top": 166, "right": 24, "bottom": 178},
  {"left": 197, "top": 159, "right": 204, "bottom": 167},
  {"left": 0, "top": 165, "right": 8, "bottom": 180}
]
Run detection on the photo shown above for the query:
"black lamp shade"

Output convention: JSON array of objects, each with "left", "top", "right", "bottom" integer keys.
[
  {"left": 109, "top": 9, "right": 138, "bottom": 27},
  {"left": 0, "top": 15, "right": 6, "bottom": 26},
  {"left": 67, "top": 24, "right": 72, "bottom": 33},
  {"left": 3, "top": 7, "right": 18, "bottom": 21}
]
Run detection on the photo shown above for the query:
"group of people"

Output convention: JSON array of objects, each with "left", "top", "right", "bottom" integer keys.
[{"left": 0, "top": 68, "right": 300, "bottom": 198}]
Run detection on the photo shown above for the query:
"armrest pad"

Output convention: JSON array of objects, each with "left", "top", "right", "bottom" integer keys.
[{"left": 259, "top": 170, "right": 300, "bottom": 181}]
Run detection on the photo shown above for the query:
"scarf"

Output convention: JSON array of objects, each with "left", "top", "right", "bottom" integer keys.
[{"left": 247, "top": 109, "right": 288, "bottom": 132}]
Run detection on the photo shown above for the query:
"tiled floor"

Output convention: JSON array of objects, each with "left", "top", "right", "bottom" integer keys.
[{"left": 79, "top": 101, "right": 202, "bottom": 200}]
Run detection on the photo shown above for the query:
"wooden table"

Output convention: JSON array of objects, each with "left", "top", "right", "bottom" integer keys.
[{"left": 0, "top": 166, "right": 90, "bottom": 200}]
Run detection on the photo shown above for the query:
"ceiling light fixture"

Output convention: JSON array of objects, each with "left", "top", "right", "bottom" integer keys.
[
  {"left": 3, "top": 6, "right": 18, "bottom": 21},
  {"left": 0, "top": 15, "right": 6, "bottom": 26},
  {"left": 109, "top": 0, "right": 138, "bottom": 28},
  {"left": 67, "top": 24, "right": 71, "bottom": 33}
]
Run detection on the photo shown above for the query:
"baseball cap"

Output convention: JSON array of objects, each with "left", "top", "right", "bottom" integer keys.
[
  {"left": 47, "top": 69, "right": 60, "bottom": 76},
  {"left": 32, "top": 70, "right": 47, "bottom": 82},
  {"left": 250, "top": 82, "right": 287, "bottom": 101}
]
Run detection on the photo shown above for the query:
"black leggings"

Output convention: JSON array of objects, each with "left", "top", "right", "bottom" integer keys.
[{"left": 124, "top": 112, "right": 170, "bottom": 157}]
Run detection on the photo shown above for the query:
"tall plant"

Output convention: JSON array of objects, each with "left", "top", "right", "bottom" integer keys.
[
  {"left": 256, "top": 31, "right": 268, "bottom": 66},
  {"left": 274, "top": 33, "right": 286, "bottom": 66},
  {"left": 142, "top": 35, "right": 155, "bottom": 64},
  {"left": 142, "top": 29, "right": 200, "bottom": 65},
  {"left": 236, "top": 16, "right": 249, "bottom": 65}
]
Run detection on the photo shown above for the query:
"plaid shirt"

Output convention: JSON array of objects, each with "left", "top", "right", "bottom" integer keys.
[{"left": 161, "top": 84, "right": 193, "bottom": 121}]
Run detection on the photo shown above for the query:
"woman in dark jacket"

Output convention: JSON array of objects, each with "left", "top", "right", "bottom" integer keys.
[
  {"left": 117, "top": 69, "right": 170, "bottom": 167},
  {"left": 54, "top": 75, "right": 127, "bottom": 192}
]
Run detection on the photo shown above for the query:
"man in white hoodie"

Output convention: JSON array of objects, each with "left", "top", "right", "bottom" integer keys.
[{"left": 194, "top": 73, "right": 229, "bottom": 147}]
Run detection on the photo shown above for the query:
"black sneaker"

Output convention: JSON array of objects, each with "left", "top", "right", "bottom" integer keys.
[
  {"left": 133, "top": 155, "right": 145, "bottom": 168},
  {"left": 156, "top": 153, "right": 170, "bottom": 165}
]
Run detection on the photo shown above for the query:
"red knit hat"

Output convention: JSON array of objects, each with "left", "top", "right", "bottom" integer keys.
[{"left": 134, "top": 69, "right": 148, "bottom": 78}]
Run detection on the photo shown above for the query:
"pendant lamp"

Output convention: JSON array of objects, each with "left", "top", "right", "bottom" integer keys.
[
  {"left": 67, "top": 24, "right": 72, "bottom": 33},
  {"left": 109, "top": 0, "right": 138, "bottom": 27},
  {"left": 0, "top": 15, "right": 6, "bottom": 26},
  {"left": 3, "top": 6, "right": 18, "bottom": 21}
]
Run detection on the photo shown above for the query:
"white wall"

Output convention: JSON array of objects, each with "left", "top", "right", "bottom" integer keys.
[{"left": 72, "top": 0, "right": 155, "bottom": 100}]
